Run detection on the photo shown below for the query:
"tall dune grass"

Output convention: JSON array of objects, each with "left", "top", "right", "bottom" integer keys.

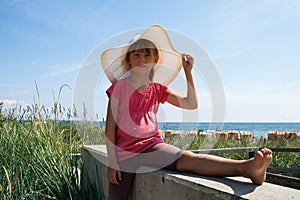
[
  {"left": 0, "top": 116, "right": 80, "bottom": 199},
  {"left": 0, "top": 84, "right": 105, "bottom": 199}
]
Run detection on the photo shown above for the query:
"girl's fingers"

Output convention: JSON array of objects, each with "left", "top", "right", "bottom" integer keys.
[
  {"left": 107, "top": 168, "right": 120, "bottom": 185},
  {"left": 181, "top": 53, "right": 194, "bottom": 67},
  {"left": 118, "top": 170, "right": 122, "bottom": 181},
  {"left": 111, "top": 174, "right": 119, "bottom": 185},
  {"left": 111, "top": 170, "right": 121, "bottom": 185}
]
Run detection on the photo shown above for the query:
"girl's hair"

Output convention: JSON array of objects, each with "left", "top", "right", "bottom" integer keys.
[{"left": 125, "top": 39, "right": 159, "bottom": 81}]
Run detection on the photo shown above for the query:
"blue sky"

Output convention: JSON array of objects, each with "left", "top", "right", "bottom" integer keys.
[{"left": 1, "top": 0, "right": 300, "bottom": 122}]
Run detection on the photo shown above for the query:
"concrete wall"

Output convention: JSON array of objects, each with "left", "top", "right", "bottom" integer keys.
[
  {"left": 81, "top": 145, "right": 109, "bottom": 200},
  {"left": 81, "top": 145, "right": 300, "bottom": 200}
]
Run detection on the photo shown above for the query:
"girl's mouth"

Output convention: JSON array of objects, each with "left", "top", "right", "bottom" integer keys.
[{"left": 138, "top": 64, "right": 147, "bottom": 68}]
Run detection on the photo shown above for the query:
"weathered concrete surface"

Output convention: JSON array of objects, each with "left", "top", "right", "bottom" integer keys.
[
  {"left": 81, "top": 145, "right": 300, "bottom": 200},
  {"left": 134, "top": 166, "right": 300, "bottom": 200},
  {"left": 81, "top": 145, "right": 109, "bottom": 200}
]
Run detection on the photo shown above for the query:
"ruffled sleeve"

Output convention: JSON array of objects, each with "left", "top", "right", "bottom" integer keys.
[
  {"left": 157, "top": 84, "right": 170, "bottom": 104},
  {"left": 106, "top": 80, "right": 121, "bottom": 100}
]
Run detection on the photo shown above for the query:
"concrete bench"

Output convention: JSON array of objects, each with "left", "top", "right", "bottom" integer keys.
[{"left": 81, "top": 145, "right": 300, "bottom": 200}]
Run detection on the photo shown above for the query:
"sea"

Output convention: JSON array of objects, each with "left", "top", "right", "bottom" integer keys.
[{"left": 98, "top": 122, "right": 300, "bottom": 139}]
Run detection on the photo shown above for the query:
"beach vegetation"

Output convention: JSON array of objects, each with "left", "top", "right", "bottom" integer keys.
[
  {"left": 0, "top": 83, "right": 299, "bottom": 199},
  {"left": 0, "top": 84, "right": 104, "bottom": 199}
]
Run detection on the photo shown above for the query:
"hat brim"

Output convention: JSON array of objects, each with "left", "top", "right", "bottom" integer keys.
[{"left": 101, "top": 25, "right": 182, "bottom": 86}]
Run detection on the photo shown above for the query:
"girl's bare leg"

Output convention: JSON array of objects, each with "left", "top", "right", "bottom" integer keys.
[{"left": 176, "top": 148, "right": 272, "bottom": 185}]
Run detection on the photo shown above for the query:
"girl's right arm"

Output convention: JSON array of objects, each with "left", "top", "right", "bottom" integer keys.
[
  {"left": 105, "top": 97, "right": 122, "bottom": 185},
  {"left": 166, "top": 53, "right": 198, "bottom": 109}
]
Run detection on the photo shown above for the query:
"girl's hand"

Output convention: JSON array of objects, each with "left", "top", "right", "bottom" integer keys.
[
  {"left": 107, "top": 166, "right": 122, "bottom": 185},
  {"left": 182, "top": 53, "right": 194, "bottom": 72}
]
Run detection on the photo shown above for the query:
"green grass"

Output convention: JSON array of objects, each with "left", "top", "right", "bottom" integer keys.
[
  {"left": 0, "top": 84, "right": 105, "bottom": 199},
  {"left": 0, "top": 107, "right": 82, "bottom": 199},
  {"left": 0, "top": 114, "right": 106, "bottom": 199}
]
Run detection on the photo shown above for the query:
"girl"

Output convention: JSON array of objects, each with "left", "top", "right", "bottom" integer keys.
[{"left": 101, "top": 25, "right": 272, "bottom": 200}]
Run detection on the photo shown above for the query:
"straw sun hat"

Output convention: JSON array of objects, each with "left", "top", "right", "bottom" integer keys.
[{"left": 101, "top": 25, "right": 182, "bottom": 86}]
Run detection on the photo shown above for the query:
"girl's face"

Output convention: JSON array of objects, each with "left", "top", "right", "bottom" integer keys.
[
  {"left": 126, "top": 39, "right": 159, "bottom": 79},
  {"left": 127, "top": 49, "right": 158, "bottom": 68}
]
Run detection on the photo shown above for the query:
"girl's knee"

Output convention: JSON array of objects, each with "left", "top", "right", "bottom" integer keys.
[{"left": 176, "top": 151, "right": 197, "bottom": 171}]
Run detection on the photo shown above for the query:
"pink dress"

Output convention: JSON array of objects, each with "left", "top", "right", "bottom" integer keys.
[{"left": 106, "top": 78, "right": 170, "bottom": 161}]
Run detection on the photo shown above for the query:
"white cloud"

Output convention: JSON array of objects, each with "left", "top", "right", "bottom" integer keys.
[
  {"left": 7, "top": 0, "right": 26, "bottom": 6},
  {"left": 15, "top": 62, "right": 43, "bottom": 67},
  {"left": 43, "top": 64, "right": 81, "bottom": 78},
  {"left": 8, "top": 90, "right": 28, "bottom": 96},
  {"left": 0, "top": 84, "right": 16, "bottom": 88},
  {"left": 0, "top": 99, "right": 24, "bottom": 106}
]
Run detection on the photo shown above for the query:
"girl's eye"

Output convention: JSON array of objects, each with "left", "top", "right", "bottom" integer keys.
[{"left": 145, "top": 54, "right": 151, "bottom": 57}]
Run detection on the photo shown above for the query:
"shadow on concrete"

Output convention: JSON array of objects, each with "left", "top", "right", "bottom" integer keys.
[{"left": 166, "top": 171, "right": 258, "bottom": 199}]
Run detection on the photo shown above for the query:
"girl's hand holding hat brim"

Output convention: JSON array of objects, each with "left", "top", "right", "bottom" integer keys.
[{"left": 182, "top": 53, "right": 194, "bottom": 72}]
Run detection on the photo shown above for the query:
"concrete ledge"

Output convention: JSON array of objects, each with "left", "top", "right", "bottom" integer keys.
[{"left": 81, "top": 145, "right": 300, "bottom": 200}]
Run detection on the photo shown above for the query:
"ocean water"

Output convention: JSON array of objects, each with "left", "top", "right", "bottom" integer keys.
[
  {"left": 99, "top": 122, "right": 300, "bottom": 138},
  {"left": 157, "top": 122, "right": 300, "bottom": 138}
]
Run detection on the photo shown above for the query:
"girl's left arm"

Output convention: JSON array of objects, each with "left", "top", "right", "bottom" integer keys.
[{"left": 166, "top": 53, "right": 198, "bottom": 109}]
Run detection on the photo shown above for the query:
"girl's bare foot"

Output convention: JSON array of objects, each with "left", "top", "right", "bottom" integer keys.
[{"left": 248, "top": 148, "right": 272, "bottom": 185}]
